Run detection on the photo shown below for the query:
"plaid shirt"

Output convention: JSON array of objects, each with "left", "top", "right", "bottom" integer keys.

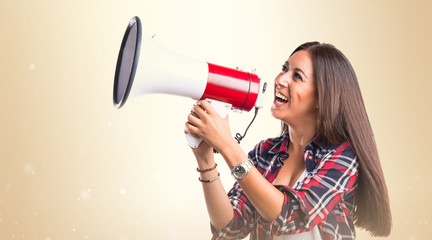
[{"left": 212, "top": 133, "right": 359, "bottom": 240}]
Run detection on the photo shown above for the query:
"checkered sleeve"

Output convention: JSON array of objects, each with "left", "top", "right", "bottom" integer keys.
[
  {"left": 268, "top": 142, "right": 359, "bottom": 237},
  {"left": 210, "top": 143, "right": 265, "bottom": 240},
  {"left": 210, "top": 181, "right": 256, "bottom": 239}
]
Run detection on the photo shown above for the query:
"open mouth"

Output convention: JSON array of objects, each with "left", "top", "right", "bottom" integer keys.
[{"left": 275, "top": 91, "right": 289, "bottom": 103}]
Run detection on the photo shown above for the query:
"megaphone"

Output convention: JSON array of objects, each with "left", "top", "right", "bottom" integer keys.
[{"left": 113, "top": 16, "right": 267, "bottom": 147}]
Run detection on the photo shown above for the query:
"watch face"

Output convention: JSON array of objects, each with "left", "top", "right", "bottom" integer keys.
[{"left": 234, "top": 166, "right": 246, "bottom": 178}]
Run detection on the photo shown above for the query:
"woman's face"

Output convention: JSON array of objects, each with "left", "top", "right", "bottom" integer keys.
[{"left": 271, "top": 50, "right": 318, "bottom": 126}]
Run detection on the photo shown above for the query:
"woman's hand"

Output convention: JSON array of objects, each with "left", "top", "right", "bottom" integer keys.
[
  {"left": 184, "top": 129, "right": 214, "bottom": 164},
  {"left": 185, "top": 100, "right": 234, "bottom": 154}
]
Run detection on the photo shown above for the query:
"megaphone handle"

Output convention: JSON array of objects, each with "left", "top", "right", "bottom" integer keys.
[{"left": 186, "top": 99, "right": 232, "bottom": 148}]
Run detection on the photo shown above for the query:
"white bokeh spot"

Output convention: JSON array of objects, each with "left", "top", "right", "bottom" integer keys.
[
  {"left": 119, "top": 188, "right": 126, "bottom": 195},
  {"left": 80, "top": 188, "right": 92, "bottom": 200}
]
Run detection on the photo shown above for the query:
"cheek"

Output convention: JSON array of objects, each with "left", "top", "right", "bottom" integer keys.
[{"left": 296, "top": 88, "right": 317, "bottom": 108}]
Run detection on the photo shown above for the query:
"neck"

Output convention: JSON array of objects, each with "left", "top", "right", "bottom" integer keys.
[{"left": 287, "top": 124, "right": 317, "bottom": 152}]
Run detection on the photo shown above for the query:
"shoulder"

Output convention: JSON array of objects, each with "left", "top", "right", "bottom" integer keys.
[
  {"left": 331, "top": 141, "right": 357, "bottom": 164},
  {"left": 249, "top": 134, "right": 286, "bottom": 156},
  {"left": 312, "top": 135, "right": 356, "bottom": 162},
  {"left": 316, "top": 141, "right": 359, "bottom": 176},
  {"left": 247, "top": 135, "right": 286, "bottom": 169}
]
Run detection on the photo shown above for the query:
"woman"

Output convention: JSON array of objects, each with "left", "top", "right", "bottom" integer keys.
[{"left": 185, "top": 42, "right": 392, "bottom": 240}]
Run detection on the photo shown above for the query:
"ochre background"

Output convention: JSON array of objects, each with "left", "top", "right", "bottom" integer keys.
[{"left": 1, "top": 0, "right": 431, "bottom": 239}]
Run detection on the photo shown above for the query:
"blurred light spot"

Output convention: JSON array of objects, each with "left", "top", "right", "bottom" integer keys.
[
  {"left": 29, "top": 63, "right": 36, "bottom": 70},
  {"left": 81, "top": 189, "right": 91, "bottom": 200},
  {"left": 24, "top": 164, "right": 35, "bottom": 174},
  {"left": 120, "top": 188, "right": 126, "bottom": 195}
]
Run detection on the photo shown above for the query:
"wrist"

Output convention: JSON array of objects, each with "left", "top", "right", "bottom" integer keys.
[
  {"left": 218, "top": 139, "right": 245, "bottom": 169},
  {"left": 193, "top": 148, "right": 214, "bottom": 165},
  {"left": 231, "top": 159, "right": 254, "bottom": 180},
  {"left": 195, "top": 156, "right": 215, "bottom": 170},
  {"left": 197, "top": 163, "right": 217, "bottom": 173},
  {"left": 196, "top": 161, "right": 220, "bottom": 183},
  {"left": 217, "top": 137, "right": 236, "bottom": 156}
]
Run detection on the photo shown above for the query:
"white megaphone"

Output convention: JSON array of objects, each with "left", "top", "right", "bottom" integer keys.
[{"left": 113, "top": 16, "right": 267, "bottom": 148}]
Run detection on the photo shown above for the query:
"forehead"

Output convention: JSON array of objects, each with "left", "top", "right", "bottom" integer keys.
[{"left": 287, "top": 50, "right": 313, "bottom": 75}]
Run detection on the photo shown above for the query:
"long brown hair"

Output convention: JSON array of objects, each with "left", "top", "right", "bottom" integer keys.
[{"left": 281, "top": 42, "right": 392, "bottom": 236}]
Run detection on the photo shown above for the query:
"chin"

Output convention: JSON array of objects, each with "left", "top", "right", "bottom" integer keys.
[{"left": 270, "top": 106, "right": 284, "bottom": 120}]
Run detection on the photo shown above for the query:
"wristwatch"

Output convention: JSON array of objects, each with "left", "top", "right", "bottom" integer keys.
[{"left": 231, "top": 159, "right": 254, "bottom": 180}]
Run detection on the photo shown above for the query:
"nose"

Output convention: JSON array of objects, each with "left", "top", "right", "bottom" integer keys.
[{"left": 275, "top": 72, "right": 290, "bottom": 88}]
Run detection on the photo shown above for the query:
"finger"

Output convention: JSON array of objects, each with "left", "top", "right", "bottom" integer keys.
[
  {"left": 192, "top": 101, "right": 208, "bottom": 119},
  {"left": 185, "top": 121, "right": 201, "bottom": 138},
  {"left": 190, "top": 110, "right": 199, "bottom": 119},
  {"left": 198, "top": 100, "right": 217, "bottom": 116},
  {"left": 187, "top": 111, "right": 202, "bottom": 127},
  {"left": 184, "top": 125, "right": 190, "bottom": 134}
]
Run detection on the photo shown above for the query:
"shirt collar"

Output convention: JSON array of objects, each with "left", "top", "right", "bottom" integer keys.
[
  {"left": 268, "top": 133, "right": 289, "bottom": 155},
  {"left": 267, "top": 132, "right": 337, "bottom": 155},
  {"left": 311, "top": 133, "right": 341, "bottom": 150}
]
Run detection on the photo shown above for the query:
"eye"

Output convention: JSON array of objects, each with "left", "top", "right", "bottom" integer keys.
[
  {"left": 294, "top": 72, "right": 303, "bottom": 81},
  {"left": 281, "top": 65, "right": 288, "bottom": 72}
]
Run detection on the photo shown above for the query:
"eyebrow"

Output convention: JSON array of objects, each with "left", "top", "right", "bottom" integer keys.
[{"left": 284, "top": 61, "right": 309, "bottom": 79}]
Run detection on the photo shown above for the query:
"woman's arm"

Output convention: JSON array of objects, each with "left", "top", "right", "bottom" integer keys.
[
  {"left": 219, "top": 139, "right": 285, "bottom": 222},
  {"left": 191, "top": 144, "right": 234, "bottom": 231},
  {"left": 187, "top": 100, "right": 286, "bottom": 222}
]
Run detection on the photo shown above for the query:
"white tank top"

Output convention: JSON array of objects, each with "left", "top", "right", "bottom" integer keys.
[{"left": 273, "top": 170, "right": 322, "bottom": 240}]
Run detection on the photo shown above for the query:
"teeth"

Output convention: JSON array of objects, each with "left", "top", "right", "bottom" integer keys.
[{"left": 275, "top": 91, "right": 288, "bottom": 101}]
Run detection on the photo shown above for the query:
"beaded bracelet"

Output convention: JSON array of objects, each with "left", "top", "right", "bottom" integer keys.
[
  {"left": 196, "top": 163, "right": 217, "bottom": 173},
  {"left": 198, "top": 172, "right": 220, "bottom": 183}
]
